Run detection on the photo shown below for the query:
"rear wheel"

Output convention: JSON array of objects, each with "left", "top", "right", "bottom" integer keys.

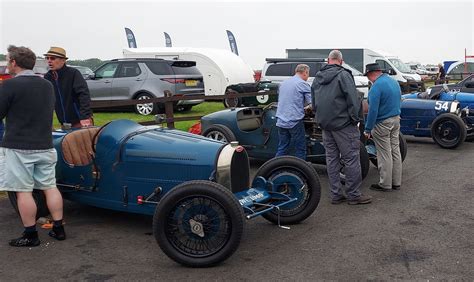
[
  {"left": 8, "top": 190, "right": 49, "bottom": 220},
  {"left": 202, "top": 124, "right": 236, "bottom": 143},
  {"left": 153, "top": 180, "right": 244, "bottom": 267},
  {"left": 254, "top": 156, "right": 321, "bottom": 225},
  {"left": 431, "top": 113, "right": 467, "bottom": 149},
  {"left": 135, "top": 93, "right": 159, "bottom": 116},
  {"left": 223, "top": 89, "right": 241, "bottom": 108}
]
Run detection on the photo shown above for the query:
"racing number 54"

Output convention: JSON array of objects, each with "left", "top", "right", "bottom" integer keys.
[{"left": 435, "top": 101, "right": 449, "bottom": 111}]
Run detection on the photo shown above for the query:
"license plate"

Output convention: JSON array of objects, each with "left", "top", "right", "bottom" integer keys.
[{"left": 185, "top": 80, "right": 198, "bottom": 87}]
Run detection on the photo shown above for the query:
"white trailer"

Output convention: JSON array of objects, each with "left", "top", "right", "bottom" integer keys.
[{"left": 123, "top": 47, "right": 255, "bottom": 96}]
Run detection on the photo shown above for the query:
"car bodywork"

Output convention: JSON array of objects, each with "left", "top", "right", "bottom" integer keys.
[
  {"left": 9, "top": 119, "right": 321, "bottom": 267},
  {"left": 200, "top": 105, "right": 408, "bottom": 179},
  {"left": 400, "top": 88, "right": 474, "bottom": 148}
]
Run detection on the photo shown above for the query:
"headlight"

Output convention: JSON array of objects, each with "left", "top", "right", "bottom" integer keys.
[{"left": 403, "top": 75, "right": 414, "bottom": 81}]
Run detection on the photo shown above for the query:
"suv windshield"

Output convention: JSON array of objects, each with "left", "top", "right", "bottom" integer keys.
[{"left": 388, "top": 58, "right": 412, "bottom": 73}]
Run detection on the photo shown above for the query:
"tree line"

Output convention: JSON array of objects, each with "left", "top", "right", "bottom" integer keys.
[{"left": 1, "top": 54, "right": 106, "bottom": 71}]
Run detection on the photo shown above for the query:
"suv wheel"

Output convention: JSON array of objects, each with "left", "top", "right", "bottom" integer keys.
[{"left": 135, "top": 93, "right": 158, "bottom": 116}]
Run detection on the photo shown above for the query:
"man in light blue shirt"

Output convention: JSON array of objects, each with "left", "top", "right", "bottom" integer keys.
[{"left": 275, "top": 64, "right": 311, "bottom": 159}]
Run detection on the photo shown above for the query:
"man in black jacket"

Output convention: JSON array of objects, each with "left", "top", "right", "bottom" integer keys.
[
  {"left": 0, "top": 45, "right": 66, "bottom": 247},
  {"left": 43, "top": 47, "right": 93, "bottom": 129},
  {"left": 312, "top": 50, "right": 372, "bottom": 205}
]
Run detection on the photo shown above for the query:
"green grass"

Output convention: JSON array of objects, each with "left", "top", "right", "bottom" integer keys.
[{"left": 53, "top": 102, "right": 225, "bottom": 131}]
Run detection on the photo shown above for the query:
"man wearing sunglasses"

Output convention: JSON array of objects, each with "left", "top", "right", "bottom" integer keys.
[{"left": 43, "top": 47, "right": 93, "bottom": 129}]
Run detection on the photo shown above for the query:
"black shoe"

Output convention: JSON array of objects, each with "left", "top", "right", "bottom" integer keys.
[
  {"left": 49, "top": 225, "right": 66, "bottom": 241},
  {"left": 347, "top": 194, "right": 372, "bottom": 205},
  {"left": 331, "top": 196, "right": 347, "bottom": 205},
  {"left": 9, "top": 232, "right": 40, "bottom": 247},
  {"left": 370, "top": 184, "right": 392, "bottom": 192},
  {"left": 392, "top": 185, "right": 401, "bottom": 190}
]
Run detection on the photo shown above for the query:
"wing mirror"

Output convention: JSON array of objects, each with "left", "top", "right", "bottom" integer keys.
[{"left": 88, "top": 73, "right": 96, "bottom": 80}]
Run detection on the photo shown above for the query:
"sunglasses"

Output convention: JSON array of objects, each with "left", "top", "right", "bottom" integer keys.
[{"left": 46, "top": 56, "right": 60, "bottom": 61}]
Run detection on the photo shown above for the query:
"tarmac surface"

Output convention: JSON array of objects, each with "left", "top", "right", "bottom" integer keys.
[{"left": 0, "top": 136, "right": 473, "bottom": 280}]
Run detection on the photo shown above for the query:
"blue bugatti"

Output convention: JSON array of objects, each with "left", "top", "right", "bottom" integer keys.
[{"left": 8, "top": 119, "right": 322, "bottom": 267}]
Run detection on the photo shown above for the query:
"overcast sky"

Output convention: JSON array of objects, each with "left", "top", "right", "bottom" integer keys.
[{"left": 1, "top": 0, "right": 473, "bottom": 69}]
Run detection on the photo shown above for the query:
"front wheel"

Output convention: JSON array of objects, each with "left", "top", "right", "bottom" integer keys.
[
  {"left": 153, "top": 180, "right": 244, "bottom": 267},
  {"left": 253, "top": 156, "right": 321, "bottom": 225},
  {"left": 431, "top": 113, "right": 467, "bottom": 149}
]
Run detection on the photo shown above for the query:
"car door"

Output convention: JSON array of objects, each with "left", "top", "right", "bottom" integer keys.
[
  {"left": 111, "top": 62, "right": 146, "bottom": 99},
  {"left": 87, "top": 62, "right": 119, "bottom": 100}
]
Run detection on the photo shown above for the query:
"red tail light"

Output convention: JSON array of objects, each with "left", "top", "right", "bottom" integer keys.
[
  {"left": 253, "top": 70, "right": 262, "bottom": 82},
  {"left": 161, "top": 78, "right": 185, "bottom": 84}
]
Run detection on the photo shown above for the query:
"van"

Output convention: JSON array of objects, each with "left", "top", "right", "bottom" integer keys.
[
  {"left": 286, "top": 48, "right": 424, "bottom": 93},
  {"left": 123, "top": 47, "right": 255, "bottom": 96}
]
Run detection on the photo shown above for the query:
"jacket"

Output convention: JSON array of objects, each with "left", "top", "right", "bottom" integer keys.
[
  {"left": 311, "top": 64, "right": 361, "bottom": 131},
  {"left": 44, "top": 65, "right": 92, "bottom": 125}
]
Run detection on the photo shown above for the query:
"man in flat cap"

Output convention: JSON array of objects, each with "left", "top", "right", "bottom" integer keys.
[
  {"left": 43, "top": 47, "right": 93, "bottom": 129},
  {"left": 364, "top": 63, "right": 402, "bottom": 192}
]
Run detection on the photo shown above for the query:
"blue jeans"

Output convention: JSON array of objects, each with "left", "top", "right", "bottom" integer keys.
[{"left": 275, "top": 120, "right": 306, "bottom": 160}]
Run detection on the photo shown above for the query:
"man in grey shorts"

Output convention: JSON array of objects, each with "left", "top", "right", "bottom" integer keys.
[
  {"left": 0, "top": 45, "right": 66, "bottom": 247},
  {"left": 364, "top": 63, "right": 402, "bottom": 191},
  {"left": 312, "top": 50, "right": 372, "bottom": 205}
]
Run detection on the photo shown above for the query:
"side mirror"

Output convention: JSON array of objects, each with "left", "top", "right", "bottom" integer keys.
[
  {"left": 88, "top": 73, "right": 96, "bottom": 80},
  {"left": 387, "top": 69, "right": 397, "bottom": 75},
  {"left": 464, "top": 81, "right": 474, "bottom": 88}
]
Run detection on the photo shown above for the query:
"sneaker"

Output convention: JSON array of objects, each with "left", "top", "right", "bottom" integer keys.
[
  {"left": 9, "top": 232, "right": 40, "bottom": 247},
  {"left": 370, "top": 183, "right": 392, "bottom": 192},
  {"left": 392, "top": 185, "right": 401, "bottom": 190},
  {"left": 347, "top": 194, "right": 372, "bottom": 205},
  {"left": 331, "top": 196, "right": 347, "bottom": 205},
  {"left": 49, "top": 225, "right": 66, "bottom": 241}
]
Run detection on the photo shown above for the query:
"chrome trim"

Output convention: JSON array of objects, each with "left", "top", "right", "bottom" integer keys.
[
  {"left": 216, "top": 144, "right": 236, "bottom": 190},
  {"left": 450, "top": 101, "right": 459, "bottom": 113}
]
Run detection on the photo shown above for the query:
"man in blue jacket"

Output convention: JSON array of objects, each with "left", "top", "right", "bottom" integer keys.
[{"left": 364, "top": 63, "right": 402, "bottom": 191}]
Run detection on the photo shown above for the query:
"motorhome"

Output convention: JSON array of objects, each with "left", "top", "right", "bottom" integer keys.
[
  {"left": 123, "top": 47, "right": 255, "bottom": 96},
  {"left": 286, "top": 48, "right": 423, "bottom": 93}
]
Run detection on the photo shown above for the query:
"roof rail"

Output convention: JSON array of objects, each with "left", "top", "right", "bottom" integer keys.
[{"left": 265, "top": 58, "right": 327, "bottom": 63}]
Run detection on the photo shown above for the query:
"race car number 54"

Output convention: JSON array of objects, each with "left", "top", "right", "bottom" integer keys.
[{"left": 435, "top": 101, "right": 449, "bottom": 111}]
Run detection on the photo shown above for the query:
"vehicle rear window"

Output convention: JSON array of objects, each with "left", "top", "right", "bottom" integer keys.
[
  {"left": 172, "top": 66, "right": 201, "bottom": 75},
  {"left": 145, "top": 62, "right": 172, "bottom": 75},
  {"left": 265, "top": 63, "right": 293, "bottom": 76}
]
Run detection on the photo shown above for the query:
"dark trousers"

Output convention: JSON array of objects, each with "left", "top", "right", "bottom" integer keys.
[
  {"left": 275, "top": 120, "right": 306, "bottom": 160},
  {"left": 322, "top": 124, "right": 362, "bottom": 200}
]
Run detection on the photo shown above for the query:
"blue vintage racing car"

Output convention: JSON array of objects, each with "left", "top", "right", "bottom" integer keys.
[
  {"left": 400, "top": 85, "right": 474, "bottom": 149},
  {"left": 8, "top": 119, "right": 322, "bottom": 267},
  {"left": 201, "top": 104, "right": 408, "bottom": 178}
]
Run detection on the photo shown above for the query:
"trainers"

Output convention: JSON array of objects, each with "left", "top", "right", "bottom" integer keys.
[
  {"left": 331, "top": 196, "right": 347, "bottom": 205},
  {"left": 49, "top": 225, "right": 66, "bottom": 241},
  {"left": 347, "top": 194, "right": 372, "bottom": 205},
  {"left": 9, "top": 232, "right": 40, "bottom": 247},
  {"left": 370, "top": 183, "right": 392, "bottom": 192},
  {"left": 392, "top": 185, "right": 401, "bottom": 190}
]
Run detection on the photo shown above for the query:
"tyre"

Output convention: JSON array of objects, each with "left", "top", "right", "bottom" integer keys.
[
  {"left": 340, "top": 141, "right": 370, "bottom": 183},
  {"left": 431, "top": 113, "right": 467, "bottom": 149},
  {"left": 369, "top": 133, "right": 408, "bottom": 167},
  {"left": 223, "top": 89, "right": 241, "bottom": 108},
  {"left": 8, "top": 190, "right": 49, "bottom": 220},
  {"left": 134, "top": 93, "right": 158, "bottom": 116},
  {"left": 253, "top": 156, "right": 321, "bottom": 225},
  {"left": 202, "top": 124, "right": 236, "bottom": 143},
  {"left": 153, "top": 180, "right": 244, "bottom": 267}
]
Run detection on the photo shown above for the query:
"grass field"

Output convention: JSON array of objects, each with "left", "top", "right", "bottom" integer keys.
[{"left": 53, "top": 102, "right": 226, "bottom": 132}]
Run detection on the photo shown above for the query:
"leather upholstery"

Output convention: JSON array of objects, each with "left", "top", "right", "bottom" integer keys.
[{"left": 61, "top": 127, "right": 100, "bottom": 166}]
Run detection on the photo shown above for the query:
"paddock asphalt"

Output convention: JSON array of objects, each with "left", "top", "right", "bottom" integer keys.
[{"left": 0, "top": 136, "right": 473, "bottom": 280}]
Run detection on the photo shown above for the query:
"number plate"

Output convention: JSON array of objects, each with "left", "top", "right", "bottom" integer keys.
[{"left": 185, "top": 80, "right": 198, "bottom": 87}]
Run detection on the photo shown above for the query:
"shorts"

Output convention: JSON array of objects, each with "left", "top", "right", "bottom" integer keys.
[{"left": 0, "top": 147, "right": 57, "bottom": 192}]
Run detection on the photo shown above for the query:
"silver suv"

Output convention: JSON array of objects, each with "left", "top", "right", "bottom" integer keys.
[{"left": 87, "top": 58, "right": 204, "bottom": 115}]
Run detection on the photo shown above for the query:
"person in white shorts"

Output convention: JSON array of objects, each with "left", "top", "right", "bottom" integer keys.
[{"left": 0, "top": 45, "right": 66, "bottom": 247}]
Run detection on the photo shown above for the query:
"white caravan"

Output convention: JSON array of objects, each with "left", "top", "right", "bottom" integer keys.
[{"left": 123, "top": 47, "right": 255, "bottom": 96}]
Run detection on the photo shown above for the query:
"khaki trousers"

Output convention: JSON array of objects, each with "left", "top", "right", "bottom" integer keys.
[{"left": 372, "top": 116, "right": 402, "bottom": 188}]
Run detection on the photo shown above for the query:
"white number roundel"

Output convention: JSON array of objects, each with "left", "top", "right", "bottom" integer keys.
[{"left": 257, "top": 95, "right": 269, "bottom": 104}]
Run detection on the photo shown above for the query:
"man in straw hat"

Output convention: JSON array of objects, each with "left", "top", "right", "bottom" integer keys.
[
  {"left": 43, "top": 47, "right": 93, "bottom": 129},
  {"left": 364, "top": 63, "right": 402, "bottom": 192}
]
